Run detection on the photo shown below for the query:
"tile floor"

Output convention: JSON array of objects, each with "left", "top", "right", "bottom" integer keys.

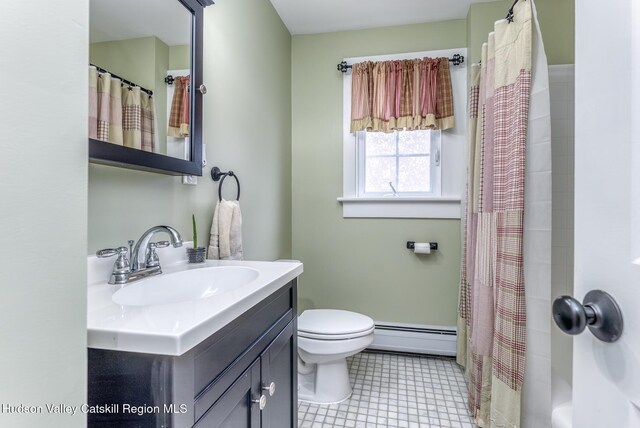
[{"left": 297, "top": 351, "right": 475, "bottom": 428}]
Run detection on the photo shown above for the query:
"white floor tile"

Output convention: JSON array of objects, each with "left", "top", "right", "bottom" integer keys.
[{"left": 297, "top": 351, "right": 475, "bottom": 427}]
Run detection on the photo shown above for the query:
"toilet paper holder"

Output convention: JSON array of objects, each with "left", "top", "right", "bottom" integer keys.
[{"left": 406, "top": 241, "right": 438, "bottom": 251}]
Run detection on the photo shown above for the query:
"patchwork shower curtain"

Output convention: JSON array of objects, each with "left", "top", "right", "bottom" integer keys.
[{"left": 457, "top": 0, "right": 551, "bottom": 426}]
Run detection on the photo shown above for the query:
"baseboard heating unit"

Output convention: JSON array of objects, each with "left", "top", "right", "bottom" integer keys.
[{"left": 368, "top": 322, "right": 457, "bottom": 356}]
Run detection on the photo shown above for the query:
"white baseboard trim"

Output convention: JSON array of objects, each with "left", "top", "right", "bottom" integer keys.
[{"left": 367, "top": 322, "right": 457, "bottom": 357}]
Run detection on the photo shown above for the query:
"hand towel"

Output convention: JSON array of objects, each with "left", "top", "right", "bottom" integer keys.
[
  {"left": 227, "top": 201, "right": 243, "bottom": 260},
  {"left": 208, "top": 199, "right": 243, "bottom": 260}
]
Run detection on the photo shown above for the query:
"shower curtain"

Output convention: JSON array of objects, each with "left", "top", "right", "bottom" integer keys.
[{"left": 457, "top": 0, "right": 551, "bottom": 426}]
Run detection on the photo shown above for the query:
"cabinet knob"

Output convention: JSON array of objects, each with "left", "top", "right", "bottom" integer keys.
[
  {"left": 262, "top": 382, "right": 276, "bottom": 397},
  {"left": 198, "top": 84, "right": 207, "bottom": 95},
  {"left": 252, "top": 394, "right": 267, "bottom": 410}
]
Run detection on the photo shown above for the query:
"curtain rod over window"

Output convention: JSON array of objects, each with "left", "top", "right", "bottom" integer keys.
[
  {"left": 90, "top": 64, "right": 154, "bottom": 96},
  {"left": 337, "top": 54, "right": 464, "bottom": 73}
]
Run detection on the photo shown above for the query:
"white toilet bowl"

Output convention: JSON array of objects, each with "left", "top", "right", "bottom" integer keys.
[{"left": 297, "top": 309, "right": 375, "bottom": 404}]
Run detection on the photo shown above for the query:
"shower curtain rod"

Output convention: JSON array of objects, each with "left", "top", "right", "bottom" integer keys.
[
  {"left": 337, "top": 53, "right": 464, "bottom": 73},
  {"left": 90, "top": 64, "right": 154, "bottom": 96}
]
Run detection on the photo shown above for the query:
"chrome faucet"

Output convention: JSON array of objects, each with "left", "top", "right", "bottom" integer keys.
[
  {"left": 97, "top": 225, "right": 183, "bottom": 285},
  {"left": 131, "top": 225, "right": 183, "bottom": 271}
]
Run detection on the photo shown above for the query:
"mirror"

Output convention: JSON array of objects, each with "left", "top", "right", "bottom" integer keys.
[{"left": 88, "top": 0, "right": 210, "bottom": 176}]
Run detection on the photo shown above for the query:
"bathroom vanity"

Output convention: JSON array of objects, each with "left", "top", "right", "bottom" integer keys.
[{"left": 86, "top": 253, "right": 302, "bottom": 428}]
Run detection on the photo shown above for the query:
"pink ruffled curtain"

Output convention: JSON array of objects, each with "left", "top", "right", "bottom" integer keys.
[{"left": 350, "top": 57, "right": 454, "bottom": 133}]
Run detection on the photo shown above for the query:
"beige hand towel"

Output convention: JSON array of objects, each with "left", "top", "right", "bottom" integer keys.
[
  {"left": 207, "top": 201, "right": 221, "bottom": 259},
  {"left": 227, "top": 201, "right": 243, "bottom": 260},
  {"left": 208, "top": 200, "right": 243, "bottom": 260}
]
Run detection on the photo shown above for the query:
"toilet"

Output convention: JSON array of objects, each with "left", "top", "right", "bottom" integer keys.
[{"left": 297, "top": 309, "right": 375, "bottom": 404}]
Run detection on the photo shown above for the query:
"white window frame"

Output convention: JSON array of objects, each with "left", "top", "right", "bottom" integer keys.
[
  {"left": 338, "top": 48, "right": 468, "bottom": 219},
  {"left": 356, "top": 129, "right": 441, "bottom": 198}
]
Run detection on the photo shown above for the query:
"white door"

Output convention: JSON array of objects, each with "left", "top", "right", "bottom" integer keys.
[{"left": 572, "top": 0, "right": 640, "bottom": 426}]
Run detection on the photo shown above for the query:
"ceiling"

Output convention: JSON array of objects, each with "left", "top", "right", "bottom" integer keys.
[
  {"left": 269, "top": 0, "right": 499, "bottom": 35},
  {"left": 90, "top": 0, "right": 191, "bottom": 46}
]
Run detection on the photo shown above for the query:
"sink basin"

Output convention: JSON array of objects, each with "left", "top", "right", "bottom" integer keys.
[{"left": 112, "top": 266, "right": 259, "bottom": 306}]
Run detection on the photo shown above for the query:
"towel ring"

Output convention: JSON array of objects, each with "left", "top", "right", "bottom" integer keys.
[{"left": 211, "top": 166, "right": 240, "bottom": 201}]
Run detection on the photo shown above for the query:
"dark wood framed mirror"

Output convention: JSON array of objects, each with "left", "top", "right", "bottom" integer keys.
[{"left": 88, "top": 0, "right": 213, "bottom": 176}]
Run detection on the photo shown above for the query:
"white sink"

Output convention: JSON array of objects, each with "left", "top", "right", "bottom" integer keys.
[
  {"left": 112, "top": 266, "right": 259, "bottom": 306},
  {"left": 88, "top": 244, "right": 303, "bottom": 355}
]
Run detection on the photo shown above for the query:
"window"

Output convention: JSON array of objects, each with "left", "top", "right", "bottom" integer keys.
[
  {"left": 339, "top": 48, "right": 467, "bottom": 219},
  {"left": 357, "top": 129, "right": 441, "bottom": 197}
]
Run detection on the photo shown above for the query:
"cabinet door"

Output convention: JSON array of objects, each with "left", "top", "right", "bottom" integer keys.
[
  {"left": 260, "top": 320, "right": 296, "bottom": 428},
  {"left": 194, "top": 359, "right": 261, "bottom": 428}
]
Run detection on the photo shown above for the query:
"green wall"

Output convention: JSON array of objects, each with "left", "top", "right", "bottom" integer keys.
[
  {"left": 291, "top": 21, "right": 467, "bottom": 326},
  {"left": 2, "top": 1, "right": 88, "bottom": 425},
  {"left": 90, "top": 37, "right": 157, "bottom": 88},
  {"left": 467, "top": 0, "right": 574, "bottom": 65},
  {"left": 291, "top": 0, "right": 574, "bottom": 326},
  {"left": 154, "top": 38, "right": 170, "bottom": 156},
  {"left": 88, "top": 0, "right": 292, "bottom": 263},
  {"left": 170, "top": 45, "right": 190, "bottom": 70}
]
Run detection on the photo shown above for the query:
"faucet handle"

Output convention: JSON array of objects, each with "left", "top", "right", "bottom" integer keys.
[
  {"left": 96, "top": 247, "right": 130, "bottom": 285},
  {"left": 97, "top": 246, "right": 128, "bottom": 258},
  {"left": 145, "top": 241, "right": 170, "bottom": 268}
]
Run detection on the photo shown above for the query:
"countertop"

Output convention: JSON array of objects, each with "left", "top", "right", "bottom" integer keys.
[{"left": 87, "top": 245, "right": 302, "bottom": 356}]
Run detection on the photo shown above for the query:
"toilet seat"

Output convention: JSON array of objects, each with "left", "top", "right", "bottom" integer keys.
[
  {"left": 298, "top": 326, "right": 375, "bottom": 341},
  {"left": 298, "top": 309, "right": 375, "bottom": 338}
]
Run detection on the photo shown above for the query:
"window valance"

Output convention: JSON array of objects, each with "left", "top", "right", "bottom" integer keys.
[{"left": 350, "top": 58, "right": 454, "bottom": 133}]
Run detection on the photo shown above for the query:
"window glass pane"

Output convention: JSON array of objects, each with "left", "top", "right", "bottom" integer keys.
[
  {"left": 364, "top": 132, "right": 396, "bottom": 156},
  {"left": 365, "top": 156, "right": 396, "bottom": 193},
  {"left": 398, "top": 156, "right": 430, "bottom": 192},
  {"left": 398, "top": 130, "right": 430, "bottom": 155}
]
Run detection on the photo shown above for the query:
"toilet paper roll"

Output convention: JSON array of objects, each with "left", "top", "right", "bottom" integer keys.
[{"left": 414, "top": 243, "right": 431, "bottom": 254}]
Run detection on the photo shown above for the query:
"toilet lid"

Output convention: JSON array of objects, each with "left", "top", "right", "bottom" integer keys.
[{"left": 298, "top": 309, "right": 375, "bottom": 338}]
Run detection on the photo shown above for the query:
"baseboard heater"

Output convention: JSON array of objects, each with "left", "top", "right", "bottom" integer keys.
[{"left": 368, "top": 322, "right": 457, "bottom": 356}]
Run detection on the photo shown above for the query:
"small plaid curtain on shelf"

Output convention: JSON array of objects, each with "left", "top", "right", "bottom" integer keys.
[
  {"left": 88, "top": 66, "right": 156, "bottom": 153},
  {"left": 168, "top": 75, "right": 191, "bottom": 138},
  {"left": 457, "top": 0, "right": 532, "bottom": 427},
  {"left": 350, "top": 57, "right": 454, "bottom": 133}
]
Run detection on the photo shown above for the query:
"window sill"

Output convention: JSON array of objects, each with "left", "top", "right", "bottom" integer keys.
[{"left": 337, "top": 197, "right": 461, "bottom": 219}]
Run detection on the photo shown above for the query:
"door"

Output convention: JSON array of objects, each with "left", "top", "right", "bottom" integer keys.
[
  {"left": 573, "top": 0, "right": 640, "bottom": 426},
  {"left": 260, "top": 321, "right": 296, "bottom": 428},
  {"left": 194, "top": 359, "right": 261, "bottom": 428}
]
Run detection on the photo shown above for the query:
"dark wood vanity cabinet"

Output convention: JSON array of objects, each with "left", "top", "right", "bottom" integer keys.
[
  {"left": 88, "top": 280, "right": 297, "bottom": 428},
  {"left": 195, "top": 323, "right": 295, "bottom": 428}
]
